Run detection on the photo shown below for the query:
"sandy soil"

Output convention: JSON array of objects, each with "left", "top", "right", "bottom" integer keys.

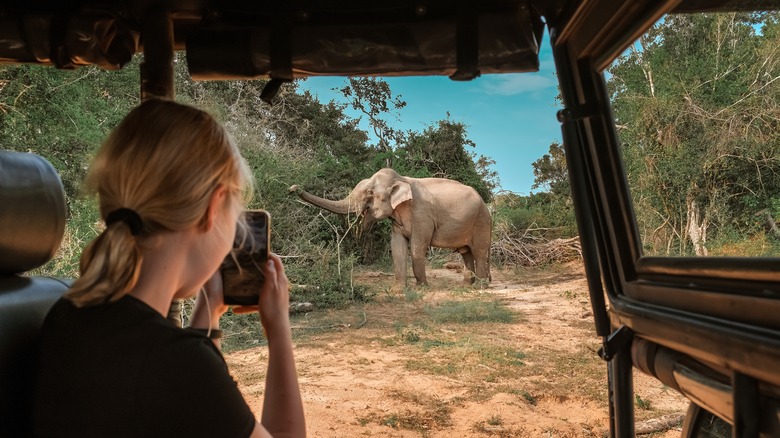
[{"left": 226, "top": 262, "right": 689, "bottom": 437}]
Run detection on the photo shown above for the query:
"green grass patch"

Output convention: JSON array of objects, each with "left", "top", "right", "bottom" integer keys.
[
  {"left": 404, "top": 287, "right": 425, "bottom": 303},
  {"left": 520, "top": 390, "right": 537, "bottom": 405},
  {"left": 421, "top": 339, "right": 457, "bottom": 350},
  {"left": 708, "top": 231, "right": 780, "bottom": 257},
  {"left": 481, "top": 348, "right": 527, "bottom": 367},
  {"left": 425, "top": 299, "right": 516, "bottom": 324},
  {"left": 635, "top": 394, "right": 652, "bottom": 410}
]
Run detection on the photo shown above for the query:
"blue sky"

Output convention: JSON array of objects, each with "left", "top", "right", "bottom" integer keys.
[{"left": 296, "top": 30, "right": 562, "bottom": 196}]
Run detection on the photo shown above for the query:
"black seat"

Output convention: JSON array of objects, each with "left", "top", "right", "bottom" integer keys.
[{"left": 0, "top": 150, "right": 69, "bottom": 437}]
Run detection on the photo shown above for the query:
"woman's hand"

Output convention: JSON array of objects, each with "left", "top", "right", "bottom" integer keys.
[
  {"left": 232, "top": 254, "right": 290, "bottom": 333},
  {"left": 257, "top": 253, "right": 291, "bottom": 337}
]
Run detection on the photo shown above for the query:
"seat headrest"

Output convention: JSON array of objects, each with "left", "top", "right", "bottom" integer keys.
[{"left": 0, "top": 151, "right": 66, "bottom": 275}]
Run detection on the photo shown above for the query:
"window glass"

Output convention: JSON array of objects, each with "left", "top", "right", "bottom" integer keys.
[{"left": 607, "top": 12, "right": 780, "bottom": 257}]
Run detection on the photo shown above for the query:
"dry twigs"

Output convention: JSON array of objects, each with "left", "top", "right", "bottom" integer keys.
[{"left": 491, "top": 223, "right": 581, "bottom": 267}]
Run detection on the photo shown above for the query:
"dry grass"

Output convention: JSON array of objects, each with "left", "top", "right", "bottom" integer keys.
[{"left": 226, "top": 263, "right": 689, "bottom": 437}]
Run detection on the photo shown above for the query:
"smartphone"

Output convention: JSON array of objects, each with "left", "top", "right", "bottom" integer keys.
[{"left": 220, "top": 210, "right": 270, "bottom": 306}]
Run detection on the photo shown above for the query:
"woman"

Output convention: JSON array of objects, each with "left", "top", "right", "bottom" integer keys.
[{"left": 32, "top": 99, "right": 305, "bottom": 437}]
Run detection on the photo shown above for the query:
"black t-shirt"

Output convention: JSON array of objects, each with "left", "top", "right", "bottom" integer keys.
[{"left": 32, "top": 295, "right": 256, "bottom": 438}]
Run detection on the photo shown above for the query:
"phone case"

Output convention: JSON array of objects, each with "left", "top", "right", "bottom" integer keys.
[{"left": 221, "top": 210, "right": 270, "bottom": 305}]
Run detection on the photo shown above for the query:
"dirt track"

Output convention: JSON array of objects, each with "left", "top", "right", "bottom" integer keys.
[{"left": 227, "top": 263, "right": 688, "bottom": 437}]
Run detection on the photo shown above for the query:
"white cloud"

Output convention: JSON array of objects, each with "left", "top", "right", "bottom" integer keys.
[{"left": 480, "top": 73, "right": 557, "bottom": 96}]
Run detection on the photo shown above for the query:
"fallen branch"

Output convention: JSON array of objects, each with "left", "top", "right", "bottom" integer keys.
[
  {"left": 491, "top": 223, "right": 581, "bottom": 267},
  {"left": 597, "top": 414, "right": 685, "bottom": 437},
  {"left": 636, "top": 414, "right": 685, "bottom": 435},
  {"left": 291, "top": 310, "right": 367, "bottom": 331}
]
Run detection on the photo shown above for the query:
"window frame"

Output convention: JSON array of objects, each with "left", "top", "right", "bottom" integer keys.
[{"left": 551, "top": 0, "right": 780, "bottom": 434}]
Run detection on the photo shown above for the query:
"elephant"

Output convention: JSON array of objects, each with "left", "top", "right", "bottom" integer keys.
[{"left": 289, "top": 168, "right": 492, "bottom": 289}]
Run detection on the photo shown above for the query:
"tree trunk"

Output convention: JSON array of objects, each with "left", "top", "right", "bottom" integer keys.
[
  {"left": 637, "top": 35, "right": 656, "bottom": 99},
  {"left": 757, "top": 209, "right": 780, "bottom": 239},
  {"left": 686, "top": 197, "right": 709, "bottom": 256}
]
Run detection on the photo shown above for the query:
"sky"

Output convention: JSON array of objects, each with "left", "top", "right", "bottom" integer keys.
[{"left": 297, "top": 30, "right": 562, "bottom": 196}]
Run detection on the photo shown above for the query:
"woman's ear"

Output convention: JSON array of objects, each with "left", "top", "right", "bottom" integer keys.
[{"left": 203, "top": 185, "right": 229, "bottom": 231}]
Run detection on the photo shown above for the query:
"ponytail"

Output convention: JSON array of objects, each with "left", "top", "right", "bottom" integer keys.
[{"left": 65, "top": 223, "right": 143, "bottom": 307}]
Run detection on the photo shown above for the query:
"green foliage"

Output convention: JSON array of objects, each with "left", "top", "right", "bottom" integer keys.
[
  {"left": 608, "top": 13, "right": 780, "bottom": 256},
  {"left": 1, "top": 60, "right": 140, "bottom": 202},
  {"left": 490, "top": 141, "right": 577, "bottom": 242},
  {"left": 521, "top": 390, "right": 537, "bottom": 405},
  {"left": 634, "top": 394, "right": 652, "bottom": 410},
  {"left": 1, "top": 60, "right": 140, "bottom": 278},
  {"left": 338, "top": 77, "right": 406, "bottom": 158},
  {"left": 532, "top": 142, "right": 569, "bottom": 197},
  {"left": 396, "top": 119, "right": 498, "bottom": 202},
  {"left": 706, "top": 227, "right": 780, "bottom": 256},
  {"left": 32, "top": 197, "right": 101, "bottom": 278},
  {"left": 286, "top": 252, "right": 374, "bottom": 309}
]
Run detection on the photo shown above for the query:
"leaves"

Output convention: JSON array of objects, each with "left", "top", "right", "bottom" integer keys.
[
  {"left": 608, "top": 12, "right": 780, "bottom": 255},
  {"left": 396, "top": 119, "right": 497, "bottom": 202},
  {"left": 2, "top": 59, "right": 501, "bottom": 279}
]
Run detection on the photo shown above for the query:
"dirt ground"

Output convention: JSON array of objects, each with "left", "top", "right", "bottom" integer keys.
[{"left": 226, "top": 262, "right": 689, "bottom": 437}]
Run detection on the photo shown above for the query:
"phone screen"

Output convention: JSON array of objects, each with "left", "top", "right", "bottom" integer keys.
[{"left": 220, "top": 210, "right": 270, "bottom": 306}]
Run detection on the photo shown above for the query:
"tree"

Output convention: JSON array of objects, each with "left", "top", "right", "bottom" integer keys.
[
  {"left": 608, "top": 13, "right": 780, "bottom": 256},
  {"left": 0, "top": 61, "right": 140, "bottom": 201},
  {"left": 532, "top": 142, "right": 569, "bottom": 197},
  {"left": 396, "top": 119, "right": 497, "bottom": 202},
  {"left": 339, "top": 77, "right": 406, "bottom": 167}
]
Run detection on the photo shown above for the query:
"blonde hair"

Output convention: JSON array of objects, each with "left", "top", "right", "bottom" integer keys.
[{"left": 66, "top": 98, "right": 253, "bottom": 307}]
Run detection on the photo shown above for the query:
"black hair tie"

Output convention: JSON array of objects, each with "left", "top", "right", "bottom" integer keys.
[{"left": 106, "top": 208, "right": 143, "bottom": 236}]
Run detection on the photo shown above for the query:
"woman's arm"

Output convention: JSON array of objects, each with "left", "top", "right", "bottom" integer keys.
[
  {"left": 255, "top": 254, "right": 306, "bottom": 438},
  {"left": 194, "top": 255, "right": 305, "bottom": 437}
]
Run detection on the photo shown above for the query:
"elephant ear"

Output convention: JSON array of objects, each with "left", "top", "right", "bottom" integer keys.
[{"left": 390, "top": 180, "right": 413, "bottom": 209}]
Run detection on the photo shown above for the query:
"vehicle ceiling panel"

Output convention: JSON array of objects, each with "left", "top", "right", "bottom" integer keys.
[{"left": 2, "top": 0, "right": 776, "bottom": 79}]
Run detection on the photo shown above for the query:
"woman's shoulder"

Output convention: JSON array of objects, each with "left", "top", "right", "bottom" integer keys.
[
  {"left": 44, "top": 295, "right": 166, "bottom": 333},
  {"left": 41, "top": 295, "right": 211, "bottom": 353}
]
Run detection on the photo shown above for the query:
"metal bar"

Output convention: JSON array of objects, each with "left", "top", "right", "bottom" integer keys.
[
  {"left": 733, "top": 372, "right": 759, "bottom": 438},
  {"left": 551, "top": 23, "right": 640, "bottom": 437},
  {"left": 559, "top": 112, "right": 610, "bottom": 337},
  {"left": 140, "top": 7, "right": 175, "bottom": 100},
  {"left": 611, "top": 337, "right": 636, "bottom": 437},
  {"left": 576, "top": 57, "right": 643, "bottom": 280},
  {"left": 550, "top": 28, "right": 610, "bottom": 338}
]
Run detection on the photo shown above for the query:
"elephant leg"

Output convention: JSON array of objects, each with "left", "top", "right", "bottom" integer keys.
[
  {"left": 461, "top": 250, "right": 476, "bottom": 284},
  {"left": 390, "top": 230, "right": 409, "bottom": 290},
  {"left": 409, "top": 240, "right": 429, "bottom": 286},
  {"left": 474, "top": 247, "right": 491, "bottom": 282}
]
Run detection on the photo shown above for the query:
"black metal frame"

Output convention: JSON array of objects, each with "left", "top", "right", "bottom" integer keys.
[{"left": 550, "top": 1, "right": 780, "bottom": 437}]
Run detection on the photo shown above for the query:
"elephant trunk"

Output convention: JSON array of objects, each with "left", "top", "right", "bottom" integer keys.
[
  {"left": 360, "top": 213, "right": 377, "bottom": 233},
  {"left": 292, "top": 186, "right": 362, "bottom": 216}
]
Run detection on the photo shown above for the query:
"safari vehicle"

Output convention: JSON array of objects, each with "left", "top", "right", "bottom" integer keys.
[{"left": 1, "top": 0, "right": 778, "bottom": 437}]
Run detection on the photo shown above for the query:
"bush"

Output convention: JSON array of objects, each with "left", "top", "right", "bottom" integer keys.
[{"left": 286, "top": 251, "right": 374, "bottom": 309}]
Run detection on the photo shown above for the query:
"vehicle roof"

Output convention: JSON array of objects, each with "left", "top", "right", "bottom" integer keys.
[{"left": 1, "top": 0, "right": 777, "bottom": 81}]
